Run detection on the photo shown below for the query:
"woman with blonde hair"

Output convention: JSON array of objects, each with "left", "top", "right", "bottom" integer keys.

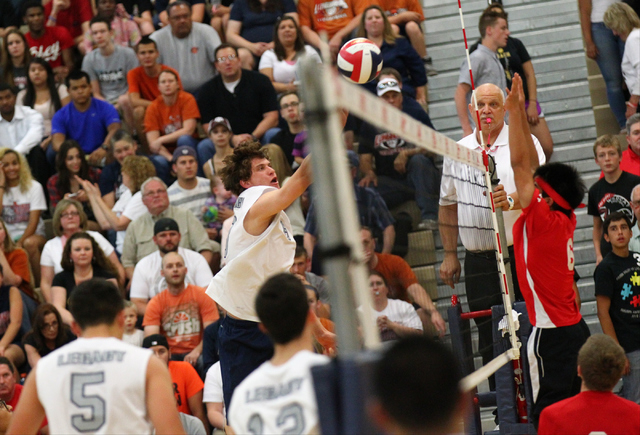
[
  {"left": 80, "top": 155, "right": 156, "bottom": 254},
  {"left": 263, "top": 144, "right": 305, "bottom": 243},
  {"left": 40, "top": 199, "right": 124, "bottom": 302},
  {"left": 0, "top": 148, "right": 47, "bottom": 286},
  {"left": 356, "top": 4, "right": 427, "bottom": 105},
  {"left": 604, "top": 2, "right": 640, "bottom": 118}
]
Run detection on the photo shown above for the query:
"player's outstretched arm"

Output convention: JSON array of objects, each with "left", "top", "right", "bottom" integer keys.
[
  {"left": 246, "top": 155, "right": 313, "bottom": 235},
  {"left": 506, "top": 74, "right": 537, "bottom": 209},
  {"left": 6, "top": 371, "right": 45, "bottom": 435},
  {"left": 146, "top": 356, "right": 186, "bottom": 435}
]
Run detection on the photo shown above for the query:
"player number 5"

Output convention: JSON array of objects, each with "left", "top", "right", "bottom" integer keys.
[{"left": 71, "top": 372, "right": 106, "bottom": 432}]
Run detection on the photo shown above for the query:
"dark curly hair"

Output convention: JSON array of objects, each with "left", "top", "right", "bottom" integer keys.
[
  {"left": 534, "top": 162, "right": 586, "bottom": 216},
  {"left": 219, "top": 141, "right": 270, "bottom": 195},
  {"left": 56, "top": 140, "right": 90, "bottom": 197},
  {"left": 22, "top": 303, "right": 71, "bottom": 356},
  {"left": 60, "top": 232, "right": 117, "bottom": 277}
]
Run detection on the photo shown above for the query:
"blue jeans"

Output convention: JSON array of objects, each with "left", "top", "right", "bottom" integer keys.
[
  {"left": 592, "top": 22, "right": 626, "bottom": 128},
  {"left": 375, "top": 154, "right": 440, "bottom": 220},
  {"left": 623, "top": 349, "right": 640, "bottom": 404},
  {"left": 197, "top": 138, "right": 216, "bottom": 173}
]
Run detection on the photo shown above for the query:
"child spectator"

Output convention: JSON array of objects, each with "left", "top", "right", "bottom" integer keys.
[
  {"left": 201, "top": 176, "right": 236, "bottom": 242},
  {"left": 202, "top": 117, "right": 234, "bottom": 181},
  {"left": 122, "top": 300, "right": 144, "bottom": 346}
]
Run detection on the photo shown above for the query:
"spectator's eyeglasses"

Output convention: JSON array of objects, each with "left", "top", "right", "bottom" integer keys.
[
  {"left": 217, "top": 54, "right": 237, "bottom": 63},
  {"left": 377, "top": 80, "right": 399, "bottom": 91},
  {"left": 281, "top": 102, "right": 300, "bottom": 110},
  {"left": 61, "top": 211, "right": 80, "bottom": 218},
  {"left": 143, "top": 189, "right": 167, "bottom": 197},
  {"left": 42, "top": 321, "right": 58, "bottom": 330}
]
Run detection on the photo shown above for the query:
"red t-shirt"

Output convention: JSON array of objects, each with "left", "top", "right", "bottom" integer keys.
[
  {"left": 127, "top": 65, "right": 183, "bottom": 102},
  {"left": 513, "top": 188, "right": 582, "bottom": 328},
  {"left": 44, "top": 0, "right": 93, "bottom": 39},
  {"left": 168, "top": 361, "right": 204, "bottom": 415},
  {"left": 143, "top": 284, "right": 219, "bottom": 354},
  {"left": 598, "top": 148, "right": 640, "bottom": 179},
  {"left": 144, "top": 91, "right": 201, "bottom": 149},
  {"left": 373, "top": 252, "right": 418, "bottom": 303},
  {"left": 25, "top": 27, "right": 74, "bottom": 69},
  {"left": 538, "top": 391, "right": 640, "bottom": 434},
  {"left": 6, "top": 384, "right": 48, "bottom": 429}
]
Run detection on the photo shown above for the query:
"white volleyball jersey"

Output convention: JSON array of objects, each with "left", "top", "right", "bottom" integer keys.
[
  {"left": 207, "top": 185, "right": 296, "bottom": 321},
  {"left": 229, "top": 350, "right": 329, "bottom": 435},
  {"left": 36, "top": 337, "right": 153, "bottom": 434}
]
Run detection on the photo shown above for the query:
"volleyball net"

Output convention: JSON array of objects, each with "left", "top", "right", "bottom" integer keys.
[{"left": 298, "top": 57, "right": 521, "bottom": 394}]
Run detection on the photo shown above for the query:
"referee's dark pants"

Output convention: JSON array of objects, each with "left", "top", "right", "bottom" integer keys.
[{"left": 464, "top": 246, "right": 522, "bottom": 390}]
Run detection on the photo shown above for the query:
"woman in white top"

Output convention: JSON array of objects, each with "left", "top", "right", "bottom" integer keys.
[
  {"left": 0, "top": 148, "right": 47, "bottom": 286},
  {"left": 81, "top": 155, "right": 156, "bottom": 254},
  {"left": 604, "top": 2, "right": 640, "bottom": 118},
  {"left": 368, "top": 271, "right": 423, "bottom": 342},
  {"left": 16, "top": 58, "right": 70, "bottom": 152},
  {"left": 40, "top": 199, "right": 125, "bottom": 302},
  {"left": 259, "top": 16, "right": 321, "bottom": 94}
]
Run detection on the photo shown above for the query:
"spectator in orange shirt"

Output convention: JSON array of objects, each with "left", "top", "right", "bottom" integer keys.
[
  {"left": 128, "top": 36, "right": 182, "bottom": 153},
  {"left": 297, "top": 0, "right": 377, "bottom": 57},
  {"left": 143, "top": 333, "right": 209, "bottom": 432},
  {"left": 143, "top": 251, "right": 219, "bottom": 367},
  {"left": 144, "top": 70, "right": 200, "bottom": 184}
]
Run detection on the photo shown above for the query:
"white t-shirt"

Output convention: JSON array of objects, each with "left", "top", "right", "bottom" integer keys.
[
  {"left": 168, "top": 177, "right": 211, "bottom": 222},
  {"left": 2, "top": 182, "right": 46, "bottom": 240},
  {"left": 122, "top": 329, "right": 144, "bottom": 347},
  {"left": 229, "top": 350, "right": 329, "bottom": 435},
  {"left": 16, "top": 85, "right": 69, "bottom": 137},
  {"left": 258, "top": 46, "right": 321, "bottom": 85},
  {"left": 36, "top": 337, "right": 153, "bottom": 434},
  {"left": 129, "top": 247, "right": 213, "bottom": 300},
  {"left": 41, "top": 231, "right": 115, "bottom": 274},
  {"left": 367, "top": 298, "right": 424, "bottom": 331},
  {"left": 207, "top": 186, "right": 296, "bottom": 321},
  {"left": 283, "top": 176, "right": 305, "bottom": 237},
  {"left": 622, "top": 28, "right": 640, "bottom": 96},
  {"left": 203, "top": 362, "right": 224, "bottom": 404},
  {"left": 591, "top": 0, "right": 619, "bottom": 22},
  {"left": 112, "top": 189, "right": 146, "bottom": 254}
]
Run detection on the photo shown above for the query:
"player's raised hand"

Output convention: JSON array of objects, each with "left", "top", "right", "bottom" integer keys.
[{"left": 505, "top": 74, "right": 525, "bottom": 113}]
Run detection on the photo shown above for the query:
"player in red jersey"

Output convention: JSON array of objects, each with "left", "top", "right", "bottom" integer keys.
[{"left": 506, "top": 74, "right": 590, "bottom": 428}]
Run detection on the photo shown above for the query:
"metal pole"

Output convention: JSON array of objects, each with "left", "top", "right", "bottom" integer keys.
[{"left": 298, "top": 58, "right": 381, "bottom": 354}]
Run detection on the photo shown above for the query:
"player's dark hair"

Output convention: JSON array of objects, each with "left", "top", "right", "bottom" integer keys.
[
  {"left": 214, "top": 43, "right": 239, "bottom": 60},
  {"left": 69, "top": 279, "right": 124, "bottom": 329},
  {"left": 603, "top": 211, "right": 633, "bottom": 235},
  {"left": 479, "top": 9, "right": 508, "bottom": 38},
  {"left": 135, "top": 35, "right": 157, "bottom": 52},
  {"left": 578, "top": 334, "right": 626, "bottom": 391},
  {"left": 255, "top": 273, "right": 309, "bottom": 344},
  {"left": 21, "top": 0, "right": 44, "bottom": 17},
  {"left": 65, "top": 70, "right": 91, "bottom": 89},
  {"left": 0, "top": 357, "right": 15, "bottom": 374},
  {"left": 374, "top": 336, "right": 462, "bottom": 431},
  {"left": 534, "top": 162, "right": 586, "bottom": 216},
  {"left": 219, "top": 141, "right": 269, "bottom": 195}
]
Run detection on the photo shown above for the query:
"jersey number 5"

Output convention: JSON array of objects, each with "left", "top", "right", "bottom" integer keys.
[{"left": 71, "top": 372, "right": 106, "bottom": 432}]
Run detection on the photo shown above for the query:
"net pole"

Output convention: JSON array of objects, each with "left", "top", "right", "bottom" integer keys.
[
  {"left": 455, "top": 0, "right": 520, "bottom": 360},
  {"left": 298, "top": 56, "right": 381, "bottom": 353}
]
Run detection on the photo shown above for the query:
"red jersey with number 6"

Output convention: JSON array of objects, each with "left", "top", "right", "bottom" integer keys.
[{"left": 513, "top": 188, "right": 582, "bottom": 328}]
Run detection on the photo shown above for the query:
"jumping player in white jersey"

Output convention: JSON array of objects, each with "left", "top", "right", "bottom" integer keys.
[
  {"left": 506, "top": 74, "right": 590, "bottom": 427},
  {"left": 206, "top": 141, "right": 314, "bottom": 411},
  {"left": 6, "top": 279, "right": 185, "bottom": 435},
  {"left": 229, "top": 273, "right": 329, "bottom": 434}
]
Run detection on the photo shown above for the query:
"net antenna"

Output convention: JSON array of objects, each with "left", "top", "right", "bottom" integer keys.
[{"left": 298, "top": 35, "right": 521, "bottom": 392}]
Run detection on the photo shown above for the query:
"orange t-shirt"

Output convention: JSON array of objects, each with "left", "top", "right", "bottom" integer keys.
[
  {"left": 168, "top": 361, "right": 204, "bottom": 415},
  {"left": 6, "top": 248, "right": 34, "bottom": 299},
  {"left": 378, "top": 0, "right": 423, "bottom": 20},
  {"left": 127, "top": 65, "right": 183, "bottom": 102},
  {"left": 373, "top": 252, "right": 418, "bottom": 303},
  {"left": 143, "top": 91, "right": 201, "bottom": 143},
  {"left": 143, "top": 284, "right": 219, "bottom": 355},
  {"left": 298, "top": 0, "right": 377, "bottom": 38}
]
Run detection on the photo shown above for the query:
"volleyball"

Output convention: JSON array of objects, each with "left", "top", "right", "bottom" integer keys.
[{"left": 337, "top": 38, "right": 384, "bottom": 84}]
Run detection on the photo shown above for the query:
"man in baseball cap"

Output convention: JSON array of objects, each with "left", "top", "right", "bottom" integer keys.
[{"left": 168, "top": 145, "right": 212, "bottom": 222}]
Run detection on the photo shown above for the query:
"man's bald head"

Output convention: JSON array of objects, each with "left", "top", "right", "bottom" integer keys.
[
  {"left": 474, "top": 83, "right": 505, "bottom": 105},
  {"left": 469, "top": 83, "right": 506, "bottom": 131}
]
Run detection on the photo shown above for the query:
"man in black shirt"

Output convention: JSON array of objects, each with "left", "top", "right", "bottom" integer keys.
[
  {"left": 588, "top": 135, "right": 640, "bottom": 263},
  {"left": 270, "top": 91, "right": 304, "bottom": 166},
  {"left": 196, "top": 43, "right": 278, "bottom": 162},
  {"left": 595, "top": 211, "right": 640, "bottom": 404}
]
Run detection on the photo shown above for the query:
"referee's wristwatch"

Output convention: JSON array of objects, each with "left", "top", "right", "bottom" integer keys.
[{"left": 507, "top": 195, "right": 515, "bottom": 210}]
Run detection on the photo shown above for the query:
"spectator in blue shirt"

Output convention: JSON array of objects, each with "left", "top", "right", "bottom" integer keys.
[{"left": 51, "top": 70, "right": 121, "bottom": 167}]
